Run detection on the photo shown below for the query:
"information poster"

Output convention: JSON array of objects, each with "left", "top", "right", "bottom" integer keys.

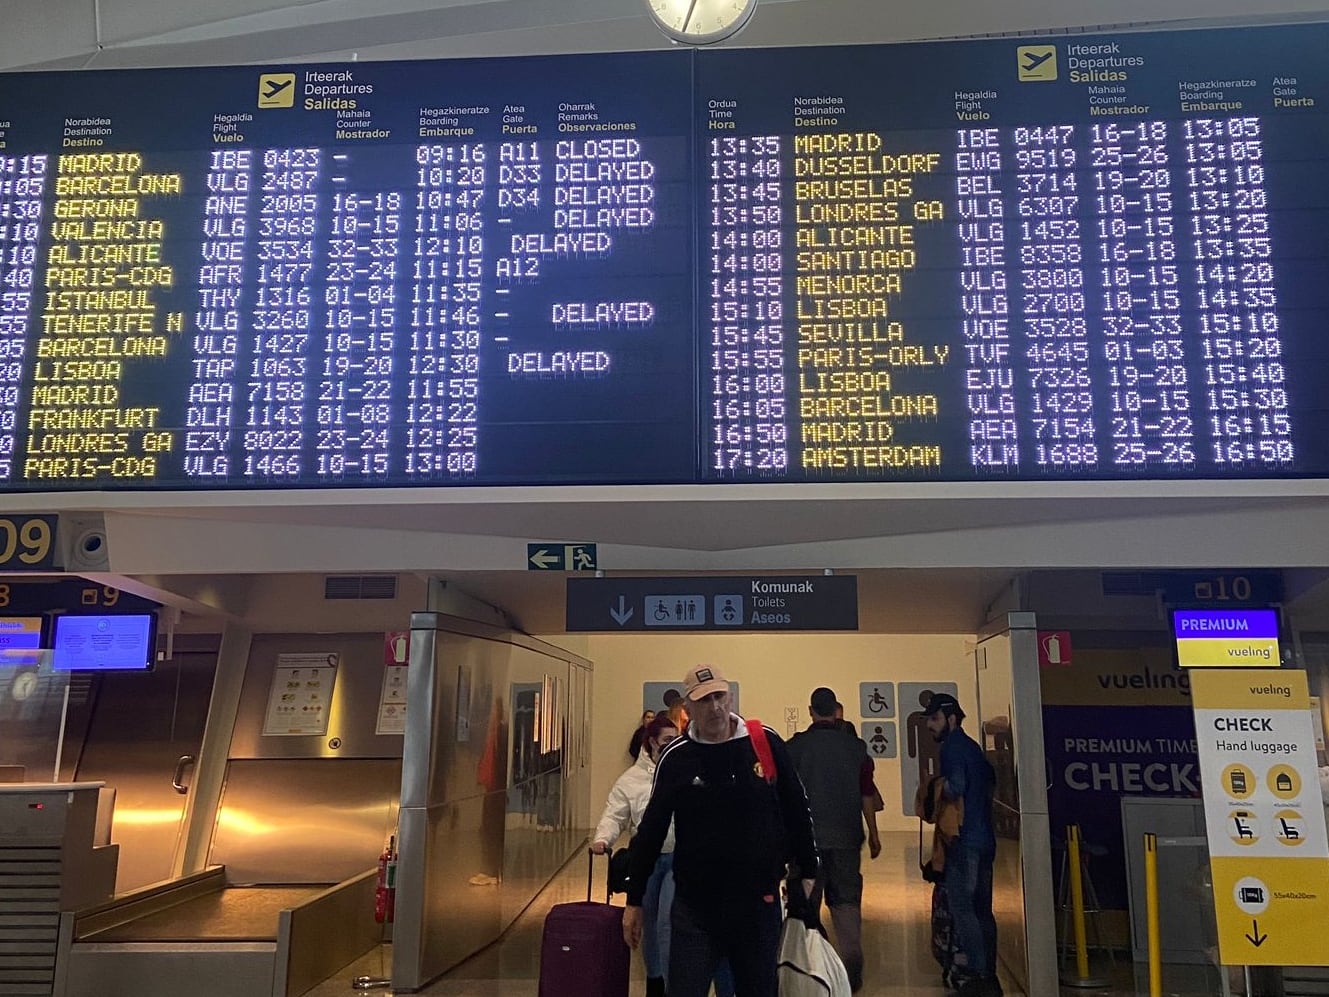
[
  {"left": 1192, "top": 668, "right": 1329, "bottom": 966},
  {"left": 262, "top": 651, "right": 337, "bottom": 736},
  {"left": 375, "top": 662, "right": 407, "bottom": 735}
]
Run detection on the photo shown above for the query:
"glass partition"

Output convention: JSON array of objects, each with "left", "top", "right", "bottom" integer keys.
[{"left": 974, "top": 632, "right": 1027, "bottom": 987}]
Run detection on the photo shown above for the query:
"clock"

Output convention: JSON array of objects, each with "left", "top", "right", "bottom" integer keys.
[
  {"left": 645, "top": 0, "right": 757, "bottom": 45},
  {"left": 10, "top": 670, "right": 38, "bottom": 702}
]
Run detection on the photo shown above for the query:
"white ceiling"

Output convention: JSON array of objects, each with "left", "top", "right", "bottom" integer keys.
[{"left": 3, "top": 0, "right": 1329, "bottom": 70}]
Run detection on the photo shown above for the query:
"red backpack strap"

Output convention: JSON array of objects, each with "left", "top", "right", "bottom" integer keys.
[{"left": 746, "top": 719, "right": 777, "bottom": 785}]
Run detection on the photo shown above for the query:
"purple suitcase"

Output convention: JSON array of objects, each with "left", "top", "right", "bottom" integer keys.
[{"left": 538, "top": 851, "right": 630, "bottom": 997}]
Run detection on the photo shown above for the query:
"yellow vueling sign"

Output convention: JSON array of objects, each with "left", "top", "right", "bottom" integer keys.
[{"left": 1192, "top": 669, "right": 1329, "bottom": 966}]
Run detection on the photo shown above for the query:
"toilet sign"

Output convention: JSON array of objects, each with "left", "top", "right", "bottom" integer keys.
[
  {"left": 1192, "top": 669, "right": 1329, "bottom": 966},
  {"left": 1038, "top": 631, "right": 1072, "bottom": 667}
]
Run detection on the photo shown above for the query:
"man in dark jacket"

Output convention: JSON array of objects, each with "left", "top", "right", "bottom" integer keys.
[
  {"left": 925, "top": 691, "right": 1000, "bottom": 997},
  {"left": 788, "top": 686, "right": 881, "bottom": 992},
  {"left": 624, "top": 664, "right": 819, "bottom": 997}
]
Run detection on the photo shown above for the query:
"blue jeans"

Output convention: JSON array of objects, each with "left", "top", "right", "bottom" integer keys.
[
  {"left": 643, "top": 854, "right": 735, "bottom": 996},
  {"left": 944, "top": 842, "right": 997, "bottom": 979},
  {"left": 642, "top": 853, "right": 673, "bottom": 979}
]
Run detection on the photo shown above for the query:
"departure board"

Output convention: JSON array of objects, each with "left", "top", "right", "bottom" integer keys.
[
  {"left": 2, "top": 23, "right": 1329, "bottom": 490},
  {"left": 0, "top": 51, "right": 696, "bottom": 487},
  {"left": 697, "top": 27, "right": 1329, "bottom": 481}
]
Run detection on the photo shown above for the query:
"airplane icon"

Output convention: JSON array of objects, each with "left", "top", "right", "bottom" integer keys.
[
  {"left": 257, "top": 73, "right": 297, "bottom": 108},
  {"left": 1016, "top": 45, "right": 1057, "bottom": 81}
]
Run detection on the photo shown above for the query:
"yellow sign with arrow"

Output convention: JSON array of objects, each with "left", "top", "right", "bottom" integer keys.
[{"left": 1192, "top": 669, "right": 1329, "bottom": 966}]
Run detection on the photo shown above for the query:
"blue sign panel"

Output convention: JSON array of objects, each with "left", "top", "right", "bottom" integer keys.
[{"left": 566, "top": 575, "right": 858, "bottom": 631}]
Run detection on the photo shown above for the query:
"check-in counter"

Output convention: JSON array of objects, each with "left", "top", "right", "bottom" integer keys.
[{"left": 0, "top": 782, "right": 118, "bottom": 996}]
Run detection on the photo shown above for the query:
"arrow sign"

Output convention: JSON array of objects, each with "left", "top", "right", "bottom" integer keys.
[
  {"left": 528, "top": 548, "right": 561, "bottom": 569},
  {"left": 567, "top": 575, "right": 858, "bottom": 631},
  {"left": 609, "top": 596, "right": 633, "bottom": 626},
  {"left": 1245, "top": 919, "right": 1267, "bottom": 947}
]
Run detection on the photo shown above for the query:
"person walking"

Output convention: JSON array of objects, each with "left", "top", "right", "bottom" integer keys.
[
  {"left": 662, "top": 687, "right": 689, "bottom": 731},
  {"left": 593, "top": 713, "right": 678, "bottom": 997},
  {"left": 787, "top": 687, "right": 881, "bottom": 992},
  {"left": 923, "top": 692, "right": 1000, "bottom": 997},
  {"left": 628, "top": 709, "right": 656, "bottom": 760},
  {"left": 623, "top": 665, "right": 819, "bottom": 997}
]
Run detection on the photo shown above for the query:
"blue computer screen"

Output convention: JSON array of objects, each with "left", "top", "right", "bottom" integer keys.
[{"left": 51, "top": 614, "right": 155, "bottom": 671}]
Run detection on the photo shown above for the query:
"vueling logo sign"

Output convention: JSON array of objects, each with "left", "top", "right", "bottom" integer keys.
[{"left": 258, "top": 73, "right": 296, "bottom": 108}]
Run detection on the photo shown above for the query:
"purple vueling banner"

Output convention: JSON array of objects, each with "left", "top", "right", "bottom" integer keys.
[{"left": 1041, "top": 648, "right": 1199, "bottom": 909}]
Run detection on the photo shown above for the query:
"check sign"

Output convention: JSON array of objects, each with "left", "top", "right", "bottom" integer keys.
[{"left": 1192, "top": 669, "right": 1329, "bottom": 966}]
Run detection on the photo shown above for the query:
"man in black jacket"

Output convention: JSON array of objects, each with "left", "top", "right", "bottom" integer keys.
[
  {"left": 788, "top": 686, "right": 882, "bottom": 992},
  {"left": 624, "top": 664, "right": 819, "bottom": 997}
]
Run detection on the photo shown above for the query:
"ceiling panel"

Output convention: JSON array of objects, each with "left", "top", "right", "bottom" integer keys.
[
  {"left": 6, "top": 0, "right": 1328, "bottom": 71},
  {"left": 0, "top": 0, "right": 97, "bottom": 69}
]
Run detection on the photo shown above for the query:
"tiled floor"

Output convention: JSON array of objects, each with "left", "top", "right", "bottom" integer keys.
[{"left": 305, "top": 833, "right": 1232, "bottom": 997}]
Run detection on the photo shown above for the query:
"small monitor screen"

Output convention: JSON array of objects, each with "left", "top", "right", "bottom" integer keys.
[
  {"left": 52, "top": 614, "right": 155, "bottom": 672},
  {"left": 1171, "top": 608, "right": 1281, "bottom": 668},
  {"left": 0, "top": 617, "right": 42, "bottom": 651}
]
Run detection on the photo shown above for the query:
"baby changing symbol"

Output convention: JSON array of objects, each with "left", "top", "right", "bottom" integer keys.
[
  {"left": 867, "top": 722, "right": 897, "bottom": 759},
  {"left": 714, "top": 595, "right": 743, "bottom": 626}
]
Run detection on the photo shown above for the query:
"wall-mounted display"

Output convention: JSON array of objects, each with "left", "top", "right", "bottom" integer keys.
[
  {"left": 1, "top": 24, "right": 1327, "bottom": 489},
  {"left": 50, "top": 612, "right": 155, "bottom": 671}
]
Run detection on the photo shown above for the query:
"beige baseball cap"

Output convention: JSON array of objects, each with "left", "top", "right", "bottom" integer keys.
[{"left": 684, "top": 664, "right": 729, "bottom": 701}]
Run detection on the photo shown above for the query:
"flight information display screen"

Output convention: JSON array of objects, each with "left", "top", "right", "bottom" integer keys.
[
  {"left": 0, "top": 51, "right": 696, "bottom": 487},
  {"left": 697, "top": 27, "right": 1329, "bottom": 480},
  {"left": 1, "top": 23, "right": 1328, "bottom": 489}
]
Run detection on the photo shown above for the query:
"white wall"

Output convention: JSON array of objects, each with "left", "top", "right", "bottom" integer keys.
[{"left": 578, "top": 632, "right": 975, "bottom": 835}]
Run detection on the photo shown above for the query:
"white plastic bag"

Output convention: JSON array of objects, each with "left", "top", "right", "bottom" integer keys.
[{"left": 777, "top": 915, "right": 852, "bottom": 997}]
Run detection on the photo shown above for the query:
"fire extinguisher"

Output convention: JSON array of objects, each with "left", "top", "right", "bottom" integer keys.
[{"left": 375, "top": 835, "right": 397, "bottom": 924}]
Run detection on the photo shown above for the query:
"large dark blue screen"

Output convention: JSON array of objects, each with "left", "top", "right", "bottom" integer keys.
[{"left": 0, "top": 25, "right": 1328, "bottom": 488}]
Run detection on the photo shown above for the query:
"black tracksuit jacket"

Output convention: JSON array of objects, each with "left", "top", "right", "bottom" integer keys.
[{"left": 626, "top": 719, "right": 819, "bottom": 909}]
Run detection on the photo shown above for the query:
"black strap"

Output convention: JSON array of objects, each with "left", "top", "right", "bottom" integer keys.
[{"left": 785, "top": 873, "right": 826, "bottom": 934}]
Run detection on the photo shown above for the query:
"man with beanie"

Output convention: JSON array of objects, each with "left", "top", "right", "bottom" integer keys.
[
  {"left": 924, "top": 692, "right": 1001, "bottom": 997},
  {"left": 623, "top": 665, "right": 819, "bottom": 997},
  {"left": 787, "top": 687, "right": 881, "bottom": 992}
]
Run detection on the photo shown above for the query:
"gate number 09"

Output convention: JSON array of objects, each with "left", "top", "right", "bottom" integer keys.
[{"left": 0, "top": 516, "right": 57, "bottom": 569}]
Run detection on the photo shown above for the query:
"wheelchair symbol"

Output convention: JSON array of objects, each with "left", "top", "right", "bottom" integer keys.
[{"left": 867, "top": 688, "right": 890, "bottom": 713}]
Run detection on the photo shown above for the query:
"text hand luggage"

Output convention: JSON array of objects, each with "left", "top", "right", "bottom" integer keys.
[{"left": 537, "top": 849, "right": 630, "bottom": 997}]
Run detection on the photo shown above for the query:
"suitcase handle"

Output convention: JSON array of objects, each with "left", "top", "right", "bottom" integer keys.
[{"left": 586, "top": 846, "right": 612, "bottom": 903}]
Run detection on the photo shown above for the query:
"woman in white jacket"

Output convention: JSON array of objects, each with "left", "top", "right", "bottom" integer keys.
[
  {"left": 593, "top": 714, "right": 734, "bottom": 997},
  {"left": 593, "top": 714, "right": 679, "bottom": 997}
]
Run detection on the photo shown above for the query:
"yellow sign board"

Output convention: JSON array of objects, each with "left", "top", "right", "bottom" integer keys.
[
  {"left": 257, "top": 73, "right": 296, "bottom": 109},
  {"left": 1177, "top": 636, "right": 1281, "bottom": 667},
  {"left": 1192, "top": 669, "right": 1329, "bottom": 966},
  {"left": 1016, "top": 45, "right": 1058, "bottom": 82}
]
